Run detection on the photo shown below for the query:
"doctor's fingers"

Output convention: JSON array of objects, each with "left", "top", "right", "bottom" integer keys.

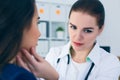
[
  {"left": 24, "top": 61, "right": 38, "bottom": 76},
  {"left": 16, "top": 53, "right": 39, "bottom": 77},
  {"left": 30, "top": 47, "right": 45, "bottom": 62},
  {"left": 16, "top": 55, "right": 31, "bottom": 72},
  {"left": 17, "top": 56, "right": 40, "bottom": 78},
  {"left": 21, "top": 48, "right": 44, "bottom": 67}
]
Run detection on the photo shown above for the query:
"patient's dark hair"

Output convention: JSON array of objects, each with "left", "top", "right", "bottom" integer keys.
[{"left": 0, "top": 0, "right": 35, "bottom": 69}]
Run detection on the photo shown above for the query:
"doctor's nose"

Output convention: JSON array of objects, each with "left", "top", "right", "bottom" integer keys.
[{"left": 75, "top": 31, "right": 83, "bottom": 41}]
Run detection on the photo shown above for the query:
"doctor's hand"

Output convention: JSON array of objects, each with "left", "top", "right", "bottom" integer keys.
[{"left": 16, "top": 47, "right": 59, "bottom": 80}]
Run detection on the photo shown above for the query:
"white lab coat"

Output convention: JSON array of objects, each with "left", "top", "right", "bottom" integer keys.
[{"left": 45, "top": 42, "right": 120, "bottom": 80}]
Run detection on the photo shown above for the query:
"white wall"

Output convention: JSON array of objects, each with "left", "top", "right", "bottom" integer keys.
[{"left": 97, "top": 0, "right": 120, "bottom": 56}]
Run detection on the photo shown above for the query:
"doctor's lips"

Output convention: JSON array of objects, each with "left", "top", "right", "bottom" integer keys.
[{"left": 73, "top": 42, "right": 84, "bottom": 46}]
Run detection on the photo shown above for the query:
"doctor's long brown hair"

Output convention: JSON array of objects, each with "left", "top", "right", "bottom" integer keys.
[{"left": 69, "top": 0, "right": 105, "bottom": 29}]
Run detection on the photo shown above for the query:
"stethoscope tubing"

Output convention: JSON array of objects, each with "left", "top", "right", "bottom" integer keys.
[
  {"left": 85, "top": 62, "right": 95, "bottom": 80},
  {"left": 57, "top": 54, "right": 94, "bottom": 80}
]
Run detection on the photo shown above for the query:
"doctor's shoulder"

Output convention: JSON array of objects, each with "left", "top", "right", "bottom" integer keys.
[
  {"left": 47, "top": 42, "right": 70, "bottom": 57},
  {"left": 45, "top": 45, "right": 64, "bottom": 65},
  {"left": 98, "top": 48, "right": 120, "bottom": 77},
  {"left": 46, "top": 46, "right": 64, "bottom": 57},
  {"left": 99, "top": 48, "right": 120, "bottom": 65}
]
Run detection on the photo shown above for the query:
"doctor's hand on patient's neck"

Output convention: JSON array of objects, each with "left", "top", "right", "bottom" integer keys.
[{"left": 16, "top": 47, "right": 59, "bottom": 80}]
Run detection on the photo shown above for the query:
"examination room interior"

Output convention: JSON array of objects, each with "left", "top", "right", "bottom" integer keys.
[
  {"left": 36, "top": 0, "right": 120, "bottom": 59},
  {"left": 36, "top": 0, "right": 120, "bottom": 79}
]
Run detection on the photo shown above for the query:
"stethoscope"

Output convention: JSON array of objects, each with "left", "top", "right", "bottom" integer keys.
[{"left": 57, "top": 54, "right": 95, "bottom": 80}]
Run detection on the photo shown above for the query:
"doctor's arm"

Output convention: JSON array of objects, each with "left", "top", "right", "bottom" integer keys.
[{"left": 16, "top": 47, "right": 59, "bottom": 80}]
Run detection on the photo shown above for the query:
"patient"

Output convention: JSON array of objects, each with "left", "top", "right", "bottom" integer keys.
[{"left": 0, "top": 0, "right": 58, "bottom": 80}]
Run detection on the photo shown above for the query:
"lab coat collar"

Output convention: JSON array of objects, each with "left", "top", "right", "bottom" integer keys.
[
  {"left": 58, "top": 41, "right": 101, "bottom": 66},
  {"left": 58, "top": 41, "right": 71, "bottom": 58},
  {"left": 87, "top": 43, "right": 101, "bottom": 66}
]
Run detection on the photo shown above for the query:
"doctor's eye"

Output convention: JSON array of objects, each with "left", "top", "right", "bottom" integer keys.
[
  {"left": 70, "top": 25, "right": 77, "bottom": 30},
  {"left": 83, "top": 29, "right": 93, "bottom": 33}
]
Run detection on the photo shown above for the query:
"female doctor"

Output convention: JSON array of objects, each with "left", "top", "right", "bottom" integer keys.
[
  {"left": 17, "top": 0, "right": 120, "bottom": 80},
  {"left": 45, "top": 0, "right": 120, "bottom": 80}
]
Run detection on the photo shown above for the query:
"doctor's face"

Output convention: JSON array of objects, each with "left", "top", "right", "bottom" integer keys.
[{"left": 68, "top": 11, "right": 103, "bottom": 52}]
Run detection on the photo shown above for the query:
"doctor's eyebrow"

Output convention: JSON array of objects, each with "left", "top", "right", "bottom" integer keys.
[
  {"left": 69, "top": 23, "right": 77, "bottom": 27},
  {"left": 83, "top": 27, "right": 94, "bottom": 29}
]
